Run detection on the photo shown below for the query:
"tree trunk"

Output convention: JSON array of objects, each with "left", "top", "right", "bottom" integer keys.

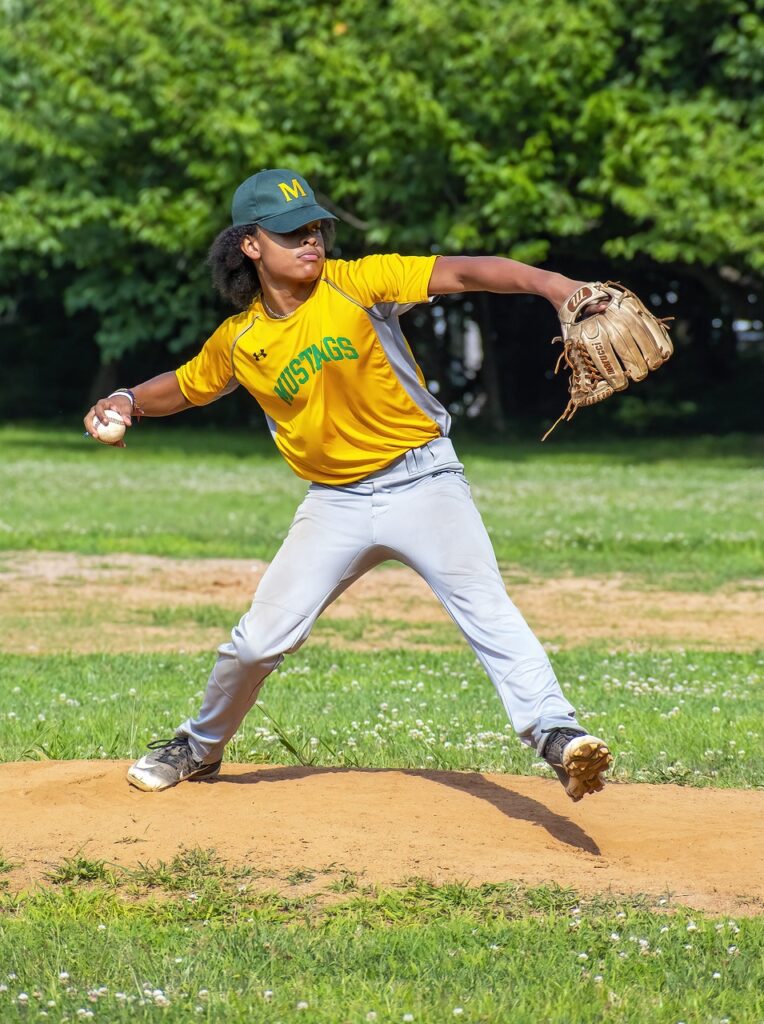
[{"left": 88, "top": 359, "right": 120, "bottom": 405}]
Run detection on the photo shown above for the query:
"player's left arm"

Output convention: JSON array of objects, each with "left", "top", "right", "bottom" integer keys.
[{"left": 428, "top": 255, "right": 586, "bottom": 311}]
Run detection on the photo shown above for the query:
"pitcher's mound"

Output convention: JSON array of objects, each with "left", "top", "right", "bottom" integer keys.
[{"left": 2, "top": 761, "right": 762, "bottom": 916}]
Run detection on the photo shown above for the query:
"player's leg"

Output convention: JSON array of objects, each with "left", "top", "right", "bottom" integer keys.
[
  {"left": 375, "top": 451, "right": 611, "bottom": 799},
  {"left": 127, "top": 485, "right": 381, "bottom": 791}
]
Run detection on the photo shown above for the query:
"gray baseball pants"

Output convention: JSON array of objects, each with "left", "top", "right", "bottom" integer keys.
[{"left": 177, "top": 437, "right": 578, "bottom": 762}]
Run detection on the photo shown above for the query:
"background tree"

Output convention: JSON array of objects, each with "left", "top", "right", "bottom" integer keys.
[{"left": 1, "top": 0, "right": 762, "bottom": 430}]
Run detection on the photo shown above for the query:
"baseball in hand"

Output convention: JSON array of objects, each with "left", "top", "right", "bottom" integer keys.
[{"left": 93, "top": 409, "right": 127, "bottom": 444}]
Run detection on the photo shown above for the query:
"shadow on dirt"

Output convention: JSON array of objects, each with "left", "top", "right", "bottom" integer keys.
[{"left": 210, "top": 764, "right": 600, "bottom": 856}]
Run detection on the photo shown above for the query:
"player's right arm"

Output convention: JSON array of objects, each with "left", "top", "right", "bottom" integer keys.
[
  {"left": 84, "top": 316, "right": 243, "bottom": 443},
  {"left": 84, "top": 372, "right": 192, "bottom": 442}
]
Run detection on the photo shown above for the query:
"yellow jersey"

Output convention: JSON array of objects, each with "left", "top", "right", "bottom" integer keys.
[{"left": 176, "top": 254, "right": 450, "bottom": 484}]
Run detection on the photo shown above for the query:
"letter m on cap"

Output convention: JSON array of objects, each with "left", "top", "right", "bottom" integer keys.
[{"left": 278, "top": 179, "right": 307, "bottom": 202}]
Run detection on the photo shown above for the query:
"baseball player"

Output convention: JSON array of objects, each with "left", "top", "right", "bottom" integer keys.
[{"left": 84, "top": 168, "right": 612, "bottom": 802}]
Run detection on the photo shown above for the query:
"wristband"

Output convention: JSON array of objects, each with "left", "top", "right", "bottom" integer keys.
[{"left": 107, "top": 389, "right": 144, "bottom": 420}]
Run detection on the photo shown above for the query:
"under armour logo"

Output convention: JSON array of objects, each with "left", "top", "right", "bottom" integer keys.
[{"left": 251, "top": 349, "right": 267, "bottom": 362}]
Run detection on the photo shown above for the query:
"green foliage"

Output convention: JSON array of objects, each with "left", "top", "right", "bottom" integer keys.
[{"left": 1, "top": 0, "right": 762, "bottom": 362}]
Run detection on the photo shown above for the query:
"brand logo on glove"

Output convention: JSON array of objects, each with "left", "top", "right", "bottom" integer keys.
[
  {"left": 593, "top": 341, "right": 615, "bottom": 375},
  {"left": 568, "top": 287, "right": 592, "bottom": 312}
]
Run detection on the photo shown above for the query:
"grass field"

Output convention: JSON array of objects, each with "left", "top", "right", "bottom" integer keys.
[
  {"left": 1, "top": 424, "right": 762, "bottom": 586},
  {"left": 1, "top": 424, "right": 763, "bottom": 1022},
  {"left": 1, "top": 860, "right": 761, "bottom": 1023},
  {"left": 1, "top": 648, "right": 762, "bottom": 789}
]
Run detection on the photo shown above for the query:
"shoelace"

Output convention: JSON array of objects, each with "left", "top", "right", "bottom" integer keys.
[{"left": 146, "top": 737, "right": 193, "bottom": 765}]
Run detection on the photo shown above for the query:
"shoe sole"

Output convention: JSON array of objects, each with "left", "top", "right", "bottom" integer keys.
[
  {"left": 126, "top": 760, "right": 222, "bottom": 793},
  {"left": 561, "top": 736, "right": 612, "bottom": 802}
]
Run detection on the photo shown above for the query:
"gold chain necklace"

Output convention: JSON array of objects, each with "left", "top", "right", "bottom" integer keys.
[{"left": 262, "top": 297, "right": 295, "bottom": 320}]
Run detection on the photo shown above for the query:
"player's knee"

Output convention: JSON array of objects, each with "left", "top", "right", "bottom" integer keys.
[{"left": 230, "top": 605, "right": 309, "bottom": 666}]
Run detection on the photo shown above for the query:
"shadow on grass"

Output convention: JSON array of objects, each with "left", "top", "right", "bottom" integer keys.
[{"left": 211, "top": 764, "right": 600, "bottom": 857}]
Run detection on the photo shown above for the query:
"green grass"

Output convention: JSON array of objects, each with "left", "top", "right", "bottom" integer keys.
[
  {"left": 0, "top": 849, "right": 761, "bottom": 1022},
  {"left": 1, "top": 424, "right": 762, "bottom": 586},
  {"left": 135, "top": 605, "right": 461, "bottom": 646},
  {"left": 0, "top": 851, "right": 757, "bottom": 1024},
  {"left": 1, "top": 647, "right": 761, "bottom": 788}
]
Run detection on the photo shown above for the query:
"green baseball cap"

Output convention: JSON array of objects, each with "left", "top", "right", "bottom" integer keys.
[{"left": 231, "top": 168, "right": 337, "bottom": 231}]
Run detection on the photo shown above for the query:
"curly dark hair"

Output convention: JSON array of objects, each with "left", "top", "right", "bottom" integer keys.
[
  {"left": 208, "top": 220, "right": 337, "bottom": 311},
  {"left": 207, "top": 223, "right": 262, "bottom": 311}
]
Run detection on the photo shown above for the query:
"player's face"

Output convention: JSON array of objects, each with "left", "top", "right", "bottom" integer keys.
[{"left": 242, "top": 221, "right": 326, "bottom": 286}]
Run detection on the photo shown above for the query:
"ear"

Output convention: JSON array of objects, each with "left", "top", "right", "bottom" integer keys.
[{"left": 240, "top": 233, "right": 261, "bottom": 261}]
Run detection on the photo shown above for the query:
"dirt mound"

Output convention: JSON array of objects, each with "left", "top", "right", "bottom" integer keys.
[{"left": 2, "top": 761, "right": 762, "bottom": 916}]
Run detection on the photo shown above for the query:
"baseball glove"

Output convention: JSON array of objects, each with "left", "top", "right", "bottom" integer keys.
[{"left": 542, "top": 282, "right": 674, "bottom": 440}]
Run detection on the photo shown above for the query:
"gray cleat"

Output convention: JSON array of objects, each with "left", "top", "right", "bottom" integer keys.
[
  {"left": 540, "top": 727, "right": 612, "bottom": 802},
  {"left": 127, "top": 737, "right": 222, "bottom": 792}
]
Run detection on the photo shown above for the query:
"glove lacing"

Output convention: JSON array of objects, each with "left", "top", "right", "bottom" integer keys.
[{"left": 541, "top": 337, "right": 602, "bottom": 441}]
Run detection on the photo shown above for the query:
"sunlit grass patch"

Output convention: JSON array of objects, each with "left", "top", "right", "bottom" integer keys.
[
  {"left": 0, "top": 856, "right": 762, "bottom": 1023},
  {"left": 0, "top": 647, "right": 762, "bottom": 788},
  {"left": 1, "top": 426, "right": 762, "bottom": 586},
  {"left": 46, "top": 856, "right": 117, "bottom": 886}
]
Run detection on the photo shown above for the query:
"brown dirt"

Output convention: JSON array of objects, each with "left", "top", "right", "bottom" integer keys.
[
  {"left": 1, "top": 551, "right": 763, "bottom": 654},
  {"left": 1, "top": 761, "right": 762, "bottom": 916}
]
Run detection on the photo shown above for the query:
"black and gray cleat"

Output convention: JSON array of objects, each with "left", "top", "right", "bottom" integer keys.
[{"left": 127, "top": 737, "right": 222, "bottom": 793}]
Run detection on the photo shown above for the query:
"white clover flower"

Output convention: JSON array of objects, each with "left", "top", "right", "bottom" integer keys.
[
  {"left": 17, "top": 993, "right": 28, "bottom": 1004},
  {"left": 366, "top": 1014, "right": 377, "bottom": 1022},
  {"left": 403, "top": 1016, "right": 414, "bottom": 1023},
  {"left": 297, "top": 1002, "right": 309, "bottom": 1010},
  {"left": 686, "top": 921, "right": 697, "bottom": 932},
  {"left": 577, "top": 953, "right": 588, "bottom": 961},
  {"left": 263, "top": 990, "right": 273, "bottom": 1002},
  {"left": 58, "top": 973, "right": 69, "bottom": 982}
]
